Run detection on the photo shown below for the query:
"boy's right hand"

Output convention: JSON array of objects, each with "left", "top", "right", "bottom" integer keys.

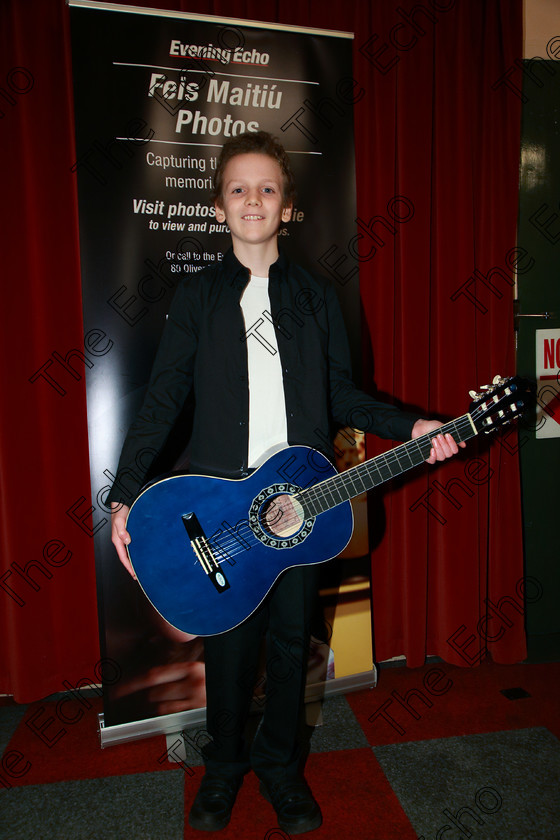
[{"left": 111, "top": 502, "right": 136, "bottom": 579}]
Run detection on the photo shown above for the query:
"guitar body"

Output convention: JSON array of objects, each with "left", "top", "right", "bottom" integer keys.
[{"left": 126, "top": 446, "right": 354, "bottom": 636}]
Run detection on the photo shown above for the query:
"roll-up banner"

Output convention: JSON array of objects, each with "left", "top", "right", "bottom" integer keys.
[{"left": 68, "top": 0, "right": 373, "bottom": 743}]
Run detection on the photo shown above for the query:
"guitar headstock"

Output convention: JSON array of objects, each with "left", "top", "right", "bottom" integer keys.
[{"left": 468, "top": 375, "right": 535, "bottom": 434}]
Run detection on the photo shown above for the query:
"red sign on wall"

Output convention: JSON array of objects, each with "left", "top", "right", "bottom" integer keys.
[{"left": 536, "top": 328, "right": 560, "bottom": 439}]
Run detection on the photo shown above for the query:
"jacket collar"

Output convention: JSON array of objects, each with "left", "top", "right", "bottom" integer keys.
[{"left": 222, "top": 246, "right": 288, "bottom": 290}]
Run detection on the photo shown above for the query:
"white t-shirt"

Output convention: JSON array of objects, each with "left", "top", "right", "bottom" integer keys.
[{"left": 240, "top": 275, "right": 288, "bottom": 467}]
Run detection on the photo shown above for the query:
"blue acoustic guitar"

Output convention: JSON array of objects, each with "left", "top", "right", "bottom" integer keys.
[{"left": 125, "top": 376, "right": 531, "bottom": 636}]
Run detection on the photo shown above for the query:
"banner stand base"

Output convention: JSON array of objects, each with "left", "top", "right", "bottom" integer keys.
[{"left": 97, "top": 666, "right": 377, "bottom": 748}]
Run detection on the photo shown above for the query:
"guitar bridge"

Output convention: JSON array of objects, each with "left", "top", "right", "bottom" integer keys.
[{"left": 182, "top": 512, "right": 230, "bottom": 594}]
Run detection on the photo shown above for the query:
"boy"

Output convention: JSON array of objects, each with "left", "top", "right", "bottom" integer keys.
[{"left": 110, "top": 131, "right": 461, "bottom": 834}]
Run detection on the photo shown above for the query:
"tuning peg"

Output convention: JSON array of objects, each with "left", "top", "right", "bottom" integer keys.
[
  {"left": 469, "top": 384, "right": 491, "bottom": 398},
  {"left": 470, "top": 375, "right": 511, "bottom": 401}
]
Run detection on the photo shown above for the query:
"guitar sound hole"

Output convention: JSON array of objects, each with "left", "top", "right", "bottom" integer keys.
[{"left": 260, "top": 494, "right": 305, "bottom": 538}]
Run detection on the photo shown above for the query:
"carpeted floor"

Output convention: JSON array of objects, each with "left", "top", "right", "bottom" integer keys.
[{"left": 1, "top": 660, "right": 559, "bottom": 839}]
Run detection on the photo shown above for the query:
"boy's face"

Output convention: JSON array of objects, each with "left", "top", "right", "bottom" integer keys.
[{"left": 215, "top": 153, "right": 292, "bottom": 253}]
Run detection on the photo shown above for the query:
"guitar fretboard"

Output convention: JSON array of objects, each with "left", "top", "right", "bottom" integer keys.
[{"left": 295, "top": 414, "right": 476, "bottom": 518}]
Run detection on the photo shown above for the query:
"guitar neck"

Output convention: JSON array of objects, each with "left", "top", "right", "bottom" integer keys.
[{"left": 297, "top": 414, "right": 477, "bottom": 518}]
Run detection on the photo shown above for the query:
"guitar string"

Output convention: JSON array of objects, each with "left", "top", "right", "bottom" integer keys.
[
  {"left": 200, "top": 416, "right": 474, "bottom": 563},
  {"left": 194, "top": 399, "right": 513, "bottom": 564},
  {"left": 298, "top": 415, "right": 475, "bottom": 513},
  {"left": 201, "top": 413, "right": 484, "bottom": 562}
]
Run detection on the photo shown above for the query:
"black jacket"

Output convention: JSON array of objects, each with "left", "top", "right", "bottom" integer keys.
[{"left": 108, "top": 248, "right": 420, "bottom": 506}]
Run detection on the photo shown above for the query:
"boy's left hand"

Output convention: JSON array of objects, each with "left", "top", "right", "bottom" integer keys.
[{"left": 411, "top": 419, "right": 467, "bottom": 464}]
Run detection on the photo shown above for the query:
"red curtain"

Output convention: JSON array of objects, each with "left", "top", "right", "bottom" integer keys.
[
  {"left": 0, "top": 0, "right": 523, "bottom": 702},
  {"left": 1, "top": 0, "right": 101, "bottom": 702},
  {"left": 353, "top": 1, "right": 525, "bottom": 666}
]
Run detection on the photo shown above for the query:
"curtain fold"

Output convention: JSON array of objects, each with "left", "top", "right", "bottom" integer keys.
[
  {"left": 1, "top": 0, "right": 101, "bottom": 701},
  {"left": 0, "top": 0, "right": 524, "bottom": 701},
  {"left": 357, "top": 0, "right": 524, "bottom": 666}
]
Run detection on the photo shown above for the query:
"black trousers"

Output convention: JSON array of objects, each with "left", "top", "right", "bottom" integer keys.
[{"left": 202, "top": 564, "right": 319, "bottom": 783}]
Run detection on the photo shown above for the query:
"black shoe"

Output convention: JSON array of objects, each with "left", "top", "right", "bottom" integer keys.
[
  {"left": 260, "top": 778, "right": 322, "bottom": 835},
  {"left": 188, "top": 773, "right": 242, "bottom": 831}
]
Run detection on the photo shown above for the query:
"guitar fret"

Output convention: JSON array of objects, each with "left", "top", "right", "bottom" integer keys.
[
  {"left": 305, "top": 485, "right": 330, "bottom": 516},
  {"left": 297, "top": 413, "right": 480, "bottom": 518},
  {"left": 367, "top": 457, "right": 392, "bottom": 484},
  {"left": 327, "top": 483, "right": 346, "bottom": 506},
  {"left": 343, "top": 471, "right": 368, "bottom": 496},
  {"left": 393, "top": 447, "right": 415, "bottom": 470}
]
